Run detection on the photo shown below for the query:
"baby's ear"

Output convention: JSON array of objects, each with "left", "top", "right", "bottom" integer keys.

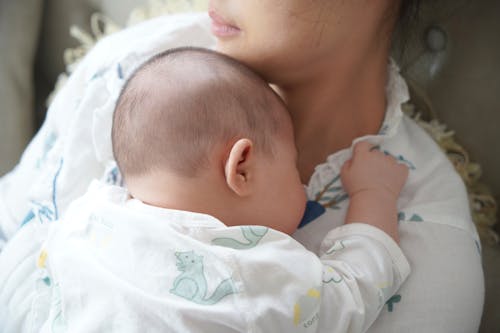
[{"left": 224, "top": 138, "right": 254, "bottom": 197}]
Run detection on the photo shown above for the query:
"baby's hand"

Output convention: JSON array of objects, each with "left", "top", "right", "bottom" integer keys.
[{"left": 341, "top": 142, "right": 409, "bottom": 201}]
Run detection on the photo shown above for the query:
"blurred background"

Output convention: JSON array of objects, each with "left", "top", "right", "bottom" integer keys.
[{"left": 0, "top": 0, "right": 499, "bottom": 331}]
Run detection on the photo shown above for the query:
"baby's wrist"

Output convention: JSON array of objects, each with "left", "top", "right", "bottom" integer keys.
[
  {"left": 345, "top": 188, "right": 400, "bottom": 243},
  {"left": 348, "top": 187, "right": 398, "bottom": 203}
]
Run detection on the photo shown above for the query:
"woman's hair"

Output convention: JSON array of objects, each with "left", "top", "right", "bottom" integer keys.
[
  {"left": 112, "top": 47, "right": 287, "bottom": 179},
  {"left": 393, "top": 0, "right": 422, "bottom": 57},
  {"left": 398, "top": 0, "right": 422, "bottom": 31}
]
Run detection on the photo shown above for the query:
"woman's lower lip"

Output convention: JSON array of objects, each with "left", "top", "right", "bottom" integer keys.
[
  {"left": 209, "top": 10, "right": 241, "bottom": 38},
  {"left": 211, "top": 21, "right": 241, "bottom": 38}
]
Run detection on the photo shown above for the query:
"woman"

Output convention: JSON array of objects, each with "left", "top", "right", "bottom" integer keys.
[
  {"left": 0, "top": 0, "right": 483, "bottom": 331},
  {"left": 208, "top": 0, "right": 484, "bottom": 331}
]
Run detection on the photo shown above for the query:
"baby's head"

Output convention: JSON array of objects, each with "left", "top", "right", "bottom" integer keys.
[{"left": 112, "top": 47, "right": 306, "bottom": 234}]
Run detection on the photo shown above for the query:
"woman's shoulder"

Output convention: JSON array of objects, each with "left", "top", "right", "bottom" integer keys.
[
  {"left": 388, "top": 114, "right": 478, "bottom": 238},
  {"left": 388, "top": 113, "right": 458, "bottom": 175}
]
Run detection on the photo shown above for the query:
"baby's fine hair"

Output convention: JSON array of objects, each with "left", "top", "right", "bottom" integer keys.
[{"left": 112, "top": 47, "right": 288, "bottom": 179}]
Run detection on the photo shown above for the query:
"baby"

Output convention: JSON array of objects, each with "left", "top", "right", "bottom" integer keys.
[
  {"left": 0, "top": 47, "right": 409, "bottom": 333},
  {"left": 112, "top": 46, "right": 307, "bottom": 236}
]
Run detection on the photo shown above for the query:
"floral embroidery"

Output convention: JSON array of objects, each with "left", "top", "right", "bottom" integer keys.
[
  {"left": 21, "top": 159, "right": 64, "bottom": 227},
  {"left": 398, "top": 212, "right": 424, "bottom": 223},
  {"left": 299, "top": 175, "right": 348, "bottom": 228}
]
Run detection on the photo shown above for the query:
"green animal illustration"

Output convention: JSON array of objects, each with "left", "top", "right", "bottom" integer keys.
[
  {"left": 170, "top": 251, "right": 236, "bottom": 305},
  {"left": 211, "top": 226, "right": 268, "bottom": 249}
]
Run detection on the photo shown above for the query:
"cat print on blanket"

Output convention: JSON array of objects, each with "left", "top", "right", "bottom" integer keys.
[{"left": 170, "top": 251, "right": 237, "bottom": 305}]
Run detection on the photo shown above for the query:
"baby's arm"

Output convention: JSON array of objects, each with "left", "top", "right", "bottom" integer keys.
[
  {"left": 341, "top": 141, "right": 409, "bottom": 243},
  {"left": 240, "top": 224, "right": 410, "bottom": 332}
]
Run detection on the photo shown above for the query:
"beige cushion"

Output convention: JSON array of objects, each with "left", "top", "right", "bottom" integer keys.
[
  {"left": 0, "top": 0, "right": 43, "bottom": 175},
  {"left": 37, "top": 0, "right": 150, "bottom": 84}
]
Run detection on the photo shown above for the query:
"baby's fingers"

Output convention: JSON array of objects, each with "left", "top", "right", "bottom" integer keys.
[
  {"left": 340, "top": 158, "right": 352, "bottom": 174},
  {"left": 352, "top": 141, "right": 377, "bottom": 155},
  {"left": 390, "top": 161, "right": 410, "bottom": 187},
  {"left": 396, "top": 161, "right": 410, "bottom": 178}
]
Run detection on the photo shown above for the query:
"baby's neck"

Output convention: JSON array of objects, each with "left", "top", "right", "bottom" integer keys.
[{"left": 127, "top": 172, "right": 241, "bottom": 226}]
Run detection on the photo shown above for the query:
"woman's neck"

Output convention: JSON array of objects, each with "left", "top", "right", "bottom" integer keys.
[{"left": 275, "top": 47, "right": 390, "bottom": 183}]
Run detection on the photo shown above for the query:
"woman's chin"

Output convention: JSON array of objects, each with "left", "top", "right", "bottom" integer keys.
[{"left": 214, "top": 41, "right": 241, "bottom": 58}]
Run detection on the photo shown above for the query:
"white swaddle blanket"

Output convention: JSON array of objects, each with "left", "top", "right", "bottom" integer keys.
[{"left": 0, "top": 180, "right": 409, "bottom": 332}]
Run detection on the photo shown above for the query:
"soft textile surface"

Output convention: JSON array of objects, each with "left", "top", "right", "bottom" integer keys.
[{"left": 0, "top": 180, "right": 409, "bottom": 332}]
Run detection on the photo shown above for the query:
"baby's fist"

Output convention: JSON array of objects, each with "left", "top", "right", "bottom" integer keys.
[{"left": 341, "top": 141, "right": 409, "bottom": 201}]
